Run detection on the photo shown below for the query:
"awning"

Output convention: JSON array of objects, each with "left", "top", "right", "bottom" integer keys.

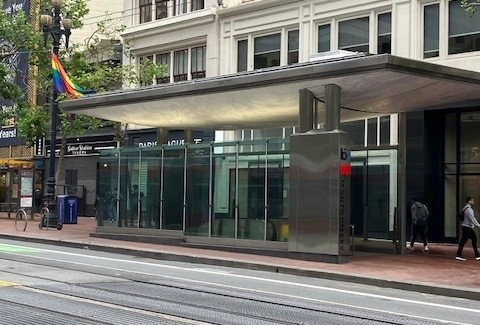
[{"left": 60, "top": 54, "right": 480, "bottom": 129}]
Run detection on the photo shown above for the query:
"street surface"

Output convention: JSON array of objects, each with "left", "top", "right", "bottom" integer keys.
[{"left": 0, "top": 238, "right": 478, "bottom": 324}]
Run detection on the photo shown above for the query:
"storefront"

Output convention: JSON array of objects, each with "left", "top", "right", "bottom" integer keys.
[{"left": 61, "top": 54, "right": 480, "bottom": 256}]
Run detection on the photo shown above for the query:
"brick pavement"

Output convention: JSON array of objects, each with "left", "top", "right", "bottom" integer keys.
[{"left": 0, "top": 213, "right": 479, "bottom": 300}]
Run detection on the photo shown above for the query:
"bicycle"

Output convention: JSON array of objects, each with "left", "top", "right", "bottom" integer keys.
[{"left": 15, "top": 209, "right": 28, "bottom": 232}]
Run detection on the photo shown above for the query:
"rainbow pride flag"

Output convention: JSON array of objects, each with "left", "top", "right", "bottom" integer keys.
[{"left": 52, "top": 53, "right": 96, "bottom": 98}]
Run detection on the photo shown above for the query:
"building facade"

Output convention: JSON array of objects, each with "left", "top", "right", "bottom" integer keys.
[{"left": 89, "top": 0, "right": 480, "bottom": 249}]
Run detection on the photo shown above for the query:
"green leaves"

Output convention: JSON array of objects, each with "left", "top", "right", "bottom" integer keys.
[
  {"left": 461, "top": 0, "right": 479, "bottom": 16},
  {"left": 2, "top": 0, "right": 166, "bottom": 148}
]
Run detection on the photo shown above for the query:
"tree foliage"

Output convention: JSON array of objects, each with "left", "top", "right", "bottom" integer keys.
[
  {"left": 0, "top": 5, "right": 39, "bottom": 108},
  {"left": 461, "top": 0, "right": 480, "bottom": 16},
  {"left": 1, "top": 0, "right": 166, "bottom": 148}
]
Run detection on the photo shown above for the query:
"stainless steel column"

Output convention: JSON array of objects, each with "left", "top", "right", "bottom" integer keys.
[
  {"left": 325, "top": 84, "right": 341, "bottom": 131},
  {"left": 398, "top": 113, "right": 407, "bottom": 255},
  {"left": 185, "top": 130, "right": 195, "bottom": 144},
  {"left": 299, "top": 89, "right": 314, "bottom": 133},
  {"left": 156, "top": 128, "right": 169, "bottom": 145}
]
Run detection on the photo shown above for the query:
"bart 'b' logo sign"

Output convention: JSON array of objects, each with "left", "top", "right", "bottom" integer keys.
[
  {"left": 339, "top": 148, "right": 351, "bottom": 176},
  {"left": 340, "top": 148, "right": 351, "bottom": 162}
]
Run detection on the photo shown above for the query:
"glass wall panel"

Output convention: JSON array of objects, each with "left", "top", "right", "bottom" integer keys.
[
  {"left": 351, "top": 149, "right": 396, "bottom": 240},
  {"left": 97, "top": 150, "right": 120, "bottom": 227},
  {"left": 460, "top": 112, "right": 480, "bottom": 163},
  {"left": 162, "top": 146, "right": 185, "bottom": 230},
  {"left": 445, "top": 175, "right": 457, "bottom": 238},
  {"left": 141, "top": 148, "right": 162, "bottom": 228},
  {"left": 237, "top": 141, "right": 266, "bottom": 240},
  {"left": 266, "top": 146, "right": 289, "bottom": 242},
  {"left": 117, "top": 149, "right": 141, "bottom": 227},
  {"left": 367, "top": 118, "right": 377, "bottom": 146},
  {"left": 212, "top": 142, "right": 237, "bottom": 238},
  {"left": 185, "top": 144, "right": 211, "bottom": 236},
  {"left": 445, "top": 113, "right": 456, "bottom": 164}
]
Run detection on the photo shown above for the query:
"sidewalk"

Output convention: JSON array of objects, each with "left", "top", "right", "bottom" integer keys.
[{"left": 0, "top": 214, "right": 479, "bottom": 301}]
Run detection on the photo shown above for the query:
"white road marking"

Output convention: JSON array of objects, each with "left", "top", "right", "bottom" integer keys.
[{"left": 0, "top": 242, "right": 478, "bottom": 323}]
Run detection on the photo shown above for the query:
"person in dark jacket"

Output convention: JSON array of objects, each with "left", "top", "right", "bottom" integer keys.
[
  {"left": 456, "top": 196, "right": 480, "bottom": 261},
  {"left": 407, "top": 197, "right": 430, "bottom": 252}
]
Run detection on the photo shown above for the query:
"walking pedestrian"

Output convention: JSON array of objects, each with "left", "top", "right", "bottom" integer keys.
[
  {"left": 455, "top": 196, "right": 480, "bottom": 261},
  {"left": 407, "top": 197, "right": 430, "bottom": 252}
]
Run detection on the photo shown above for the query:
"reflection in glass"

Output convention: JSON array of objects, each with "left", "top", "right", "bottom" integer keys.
[
  {"left": 185, "top": 145, "right": 211, "bottom": 236},
  {"left": 212, "top": 143, "right": 237, "bottom": 238},
  {"left": 163, "top": 147, "right": 185, "bottom": 230},
  {"left": 237, "top": 142, "right": 266, "bottom": 240},
  {"left": 142, "top": 149, "right": 161, "bottom": 228}
]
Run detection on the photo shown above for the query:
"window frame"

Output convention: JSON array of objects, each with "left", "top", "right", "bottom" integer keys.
[
  {"left": 253, "top": 32, "right": 282, "bottom": 70},
  {"left": 173, "top": 49, "right": 189, "bottom": 82},
  {"left": 191, "top": 0, "right": 204, "bottom": 12},
  {"left": 287, "top": 29, "right": 299, "bottom": 65},
  {"left": 236, "top": 27, "right": 300, "bottom": 72},
  {"left": 338, "top": 16, "right": 370, "bottom": 52},
  {"left": 422, "top": 2, "right": 440, "bottom": 59},
  {"left": 139, "top": 0, "right": 153, "bottom": 24},
  {"left": 155, "top": 52, "right": 171, "bottom": 84},
  {"left": 191, "top": 45, "right": 206, "bottom": 79},
  {"left": 377, "top": 11, "right": 392, "bottom": 54},
  {"left": 447, "top": 0, "right": 480, "bottom": 55},
  {"left": 317, "top": 23, "right": 332, "bottom": 53},
  {"left": 174, "top": 0, "right": 188, "bottom": 16},
  {"left": 155, "top": 0, "right": 168, "bottom": 20}
]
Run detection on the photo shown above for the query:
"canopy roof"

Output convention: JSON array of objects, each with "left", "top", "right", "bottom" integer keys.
[{"left": 60, "top": 54, "right": 480, "bottom": 129}]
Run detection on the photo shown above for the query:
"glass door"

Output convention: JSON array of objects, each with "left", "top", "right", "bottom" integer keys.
[{"left": 350, "top": 149, "right": 398, "bottom": 245}]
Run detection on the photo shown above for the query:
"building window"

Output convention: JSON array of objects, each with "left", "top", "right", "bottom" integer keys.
[
  {"left": 155, "top": 53, "right": 170, "bottom": 84},
  {"left": 174, "top": 0, "right": 187, "bottom": 16},
  {"left": 254, "top": 33, "right": 281, "bottom": 69},
  {"left": 339, "top": 17, "right": 370, "bottom": 52},
  {"left": 288, "top": 30, "right": 299, "bottom": 65},
  {"left": 139, "top": 55, "right": 154, "bottom": 86},
  {"left": 173, "top": 49, "right": 188, "bottom": 81},
  {"left": 378, "top": 12, "right": 391, "bottom": 54},
  {"left": 139, "top": 0, "right": 152, "bottom": 23},
  {"left": 191, "top": 45, "right": 206, "bottom": 79},
  {"left": 449, "top": 0, "right": 480, "bottom": 55},
  {"left": 237, "top": 40, "right": 248, "bottom": 72},
  {"left": 424, "top": 3, "right": 439, "bottom": 58},
  {"left": 155, "top": 0, "right": 168, "bottom": 19},
  {"left": 192, "top": 0, "right": 204, "bottom": 11},
  {"left": 318, "top": 24, "right": 331, "bottom": 53}
]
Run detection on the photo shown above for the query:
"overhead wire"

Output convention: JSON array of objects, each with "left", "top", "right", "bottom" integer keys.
[
  {"left": 313, "top": 95, "right": 387, "bottom": 115},
  {"left": 73, "top": 0, "right": 205, "bottom": 28}
]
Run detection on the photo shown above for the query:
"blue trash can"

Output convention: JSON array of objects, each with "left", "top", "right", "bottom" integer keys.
[{"left": 57, "top": 195, "right": 78, "bottom": 224}]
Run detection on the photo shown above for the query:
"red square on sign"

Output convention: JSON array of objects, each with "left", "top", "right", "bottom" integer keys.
[{"left": 340, "top": 163, "right": 351, "bottom": 176}]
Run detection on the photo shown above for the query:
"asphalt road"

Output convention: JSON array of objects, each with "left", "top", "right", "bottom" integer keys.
[{"left": 0, "top": 238, "right": 478, "bottom": 325}]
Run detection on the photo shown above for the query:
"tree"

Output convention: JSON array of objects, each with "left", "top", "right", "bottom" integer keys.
[
  {"left": 1, "top": 0, "right": 166, "bottom": 182},
  {"left": 461, "top": 0, "right": 480, "bottom": 15},
  {"left": 0, "top": 4, "right": 39, "bottom": 108}
]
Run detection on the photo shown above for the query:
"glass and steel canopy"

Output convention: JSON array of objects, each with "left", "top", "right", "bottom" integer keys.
[{"left": 60, "top": 54, "right": 480, "bottom": 130}]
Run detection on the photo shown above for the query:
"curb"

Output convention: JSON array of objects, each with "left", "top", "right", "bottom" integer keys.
[{"left": 1, "top": 234, "right": 479, "bottom": 301}]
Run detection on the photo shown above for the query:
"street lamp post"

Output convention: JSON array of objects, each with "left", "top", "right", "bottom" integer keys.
[{"left": 40, "top": 0, "right": 72, "bottom": 222}]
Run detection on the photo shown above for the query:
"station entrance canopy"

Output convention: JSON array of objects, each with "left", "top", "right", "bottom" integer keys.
[{"left": 60, "top": 54, "right": 480, "bottom": 128}]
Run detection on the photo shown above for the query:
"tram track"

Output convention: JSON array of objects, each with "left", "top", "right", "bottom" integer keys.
[{"left": 0, "top": 256, "right": 450, "bottom": 325}]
